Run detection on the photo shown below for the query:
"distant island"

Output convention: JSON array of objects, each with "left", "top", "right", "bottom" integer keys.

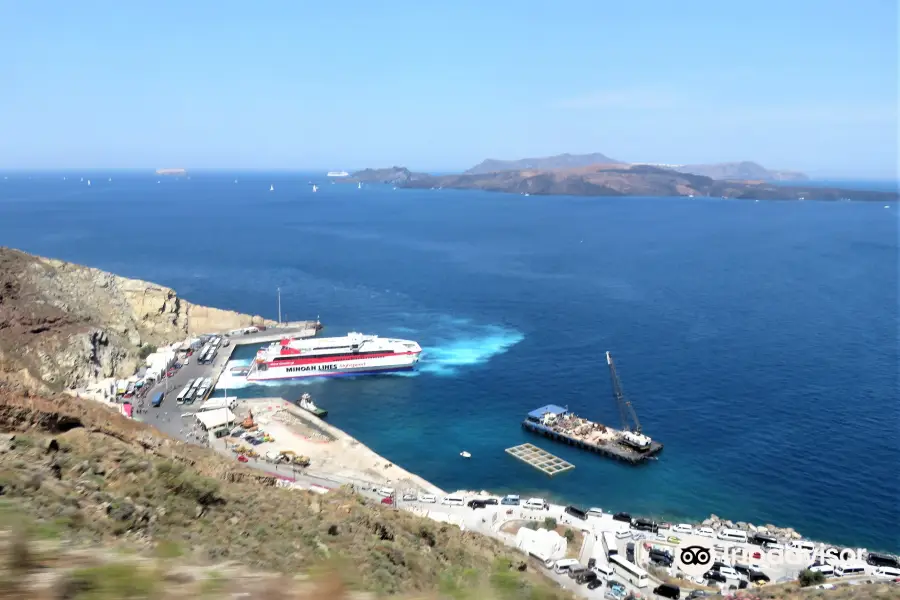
[
  {"left": 350, "top": 166, "right": 429, "bottom": 185},
  {"left": 155, "top": 168, "right": 187, "bottom": 176},
  {"left": 350, "top": 158, "right": 897, "bottom": 202},
  {"left": 465, "top": 153, "right": 808, "bottom": 182}
]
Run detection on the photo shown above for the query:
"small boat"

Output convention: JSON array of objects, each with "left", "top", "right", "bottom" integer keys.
[
  {"left": 298, "top": 393, "right": 327, "bottom": 418},
  {"left": 87, "top": 179, "right": 91, "bottom": 186},
  {"left": 312, "top": 184, "right": 318, "bottom": 192},
  {"left": 358, "top": 182, "right": 362, "bottom": 189},
  {"left": 270, "top": 184, "right": 274, "bottom": 192},
  {"left": 460, "top": 451, "right": 471, "bottom": 459}
]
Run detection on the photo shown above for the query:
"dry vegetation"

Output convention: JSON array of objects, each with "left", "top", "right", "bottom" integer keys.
[{"left": 0, "top": 387, "right": 570, "bottom": 599}]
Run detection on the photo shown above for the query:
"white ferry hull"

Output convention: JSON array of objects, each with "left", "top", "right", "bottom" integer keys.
[{"left": 247, "top": 352, "right": 420, "bottom": 381}]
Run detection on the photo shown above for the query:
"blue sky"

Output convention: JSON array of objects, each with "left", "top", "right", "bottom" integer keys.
[{"left": 1, "top": 1, "right": 897, "bottom": 177}]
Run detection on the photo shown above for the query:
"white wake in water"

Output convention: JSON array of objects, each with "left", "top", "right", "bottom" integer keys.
[{"left": 415, "top": 325, "right": 524, "bottom": 376}]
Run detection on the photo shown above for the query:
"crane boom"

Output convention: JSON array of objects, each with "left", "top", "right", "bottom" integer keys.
[{"left": 606, "top": 351, "right": 642, "bottom": 433}]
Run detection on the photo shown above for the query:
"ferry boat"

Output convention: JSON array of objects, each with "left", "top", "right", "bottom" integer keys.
[
  {"left": 246, "top": 332, "right": 421, "bottom": 381},
  {"left": 326, "top": 171, "right": 349, "bottom": 177}
]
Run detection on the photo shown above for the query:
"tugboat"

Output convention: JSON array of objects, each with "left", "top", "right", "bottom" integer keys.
[{"left": 298, "top": 393, "right": 327, "bottom": 418}]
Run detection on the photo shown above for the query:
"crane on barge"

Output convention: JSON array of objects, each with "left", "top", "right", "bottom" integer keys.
[{"left": 606, "top": 351, "right": 654, "bottom": 452}]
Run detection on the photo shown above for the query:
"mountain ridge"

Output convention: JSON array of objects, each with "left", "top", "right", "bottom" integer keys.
[
  {"left": 393, "top": 164, "right": 896, "bottom": 202},
  {"left": 462, "top": 153, "right": 808, "bottom": 181}
]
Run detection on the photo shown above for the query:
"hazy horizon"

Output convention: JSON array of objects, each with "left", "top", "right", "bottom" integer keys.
[{"left": 2, "top": 1, "right": 897, "bottom": 178}]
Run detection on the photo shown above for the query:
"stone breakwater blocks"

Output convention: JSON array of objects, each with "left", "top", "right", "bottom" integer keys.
[{"left": 505, "top": 443, "right": 574, "bottom": 476}]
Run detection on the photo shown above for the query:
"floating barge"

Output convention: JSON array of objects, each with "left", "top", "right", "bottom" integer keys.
[
  {"left": 505, "top": 443, "right": 575, "bottom": 476},
  {"left": 522, "top": 404, "right": 663, "bottom": 465}
]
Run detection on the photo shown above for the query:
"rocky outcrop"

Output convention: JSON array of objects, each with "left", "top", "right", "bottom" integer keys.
[
  {"left": 349, "top": 167, "right": 429, "bottom": 185},
  {"left": 0, "top": 247, "right": 275, "bottom": 392}
]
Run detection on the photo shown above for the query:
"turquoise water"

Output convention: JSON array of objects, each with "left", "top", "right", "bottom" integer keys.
[{"left": 0, "top": 171, "right": 896, "bottom": 552}]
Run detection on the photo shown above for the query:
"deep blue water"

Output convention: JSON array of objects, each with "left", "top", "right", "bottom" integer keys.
[{"left": 1, "top": 171, "right": 897, "bottom": 552}]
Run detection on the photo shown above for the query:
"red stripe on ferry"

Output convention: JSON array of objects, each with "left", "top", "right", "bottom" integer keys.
[{"left": 268, "top": 351, "right": 417, "bottom": 366}]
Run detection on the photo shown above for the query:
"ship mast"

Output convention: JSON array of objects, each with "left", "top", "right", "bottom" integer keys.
[{"left": 606, "top": 351, "right": 642, "bottom": 434}]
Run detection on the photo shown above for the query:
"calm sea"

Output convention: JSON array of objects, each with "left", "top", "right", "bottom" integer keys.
[{"left": 1, "top": 171, "right": 897, "bottom": 552}]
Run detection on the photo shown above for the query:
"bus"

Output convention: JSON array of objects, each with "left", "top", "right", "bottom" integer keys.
[
  {"left": 602, "top": 531, "right": 618, "bottom": 558},
  {"left": 176, "top": 385, "right": 191, "bottom": 405},
  {"left": 609, "top": 555, "right": 648, "bottom": 588}
]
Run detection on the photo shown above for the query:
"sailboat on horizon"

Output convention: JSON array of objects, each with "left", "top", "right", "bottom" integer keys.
[
  {"left": 269, "top": 184, "right": 274, "bottom": 192},
  {"left": 312, "top": 184, "right": 318, "bottom": 193}
]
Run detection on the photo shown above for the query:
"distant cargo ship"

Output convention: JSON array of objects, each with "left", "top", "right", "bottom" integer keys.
[
  {"left": 155, "top": 168, "right": 187, "bottom": 176},
  {"left": 326, "top": 171, "right": 349, "bottom": 177},
  {"left": 247, "top": 332, "right": 421, "bottom": 381}
]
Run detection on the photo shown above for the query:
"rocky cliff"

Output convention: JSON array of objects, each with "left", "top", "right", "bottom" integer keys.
[{"left": 0, "top": 247, "right": 275, "bottom": 393}]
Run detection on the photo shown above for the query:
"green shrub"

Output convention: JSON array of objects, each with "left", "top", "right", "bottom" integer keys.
[
  {"left": 798, "top": 569, "right": 826, "bottom": 587},
  {"left": 563, "top": 528, "right": 575, "bottom": 542},
  {"left": 138, "top": 345, "right": 156, "bottom": 359},
  {"left": 65, "top": 563, "right": 156, "bottom": 599},
  {"left": 542, "top": 517, "right": 557, "bottom": 530},
  {"left": 154, "top": 539, "right": 183, "bottom": 559}
]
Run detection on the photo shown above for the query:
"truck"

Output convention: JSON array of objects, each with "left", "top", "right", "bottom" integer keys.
[{"left": 151, "top": 392, "right": 164, "bottom": 408}]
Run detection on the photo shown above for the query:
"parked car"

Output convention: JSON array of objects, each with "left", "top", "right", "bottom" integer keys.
[
  {"left": 467, "top": 499, "right": 487, "bottom": 510},
  {"left": 401, "top": 493, "right": 417, "bottom": 501},
  {"left": 633, "top": 518, "right": 658, "bottom": 532},
  {"left": 568, "top": 567, "right": 589, "bottom": 580},
  {"left": 381, "top": 496, "right": 394, "bottom": 506},
  {"left": 501, "top": 495, "right": 520, "bottom": 505},
  {"left": 613, "top": 512, "right": 632, "bottom": 523},
  {"left": 237, "top": 455, "right": 248, "bottom": 463},
  {"left": 705, "top": 570, "right": 727, "bottom": 583},
  {"left": 587, "top": 578, "right": 603, "bottom": 590},
  {"left": 565, "top": 506, "right": 588, "bottom": 520},
  {"left": 418, "top": 493, "right": 437, "bottom": 503},
  {"left": 484, "top": 498, "right": 498, "bottom": 505},
  {"left": 748, "top": 570, "right": 770, "bottom": 584},
  {"left": 577, "top": 571, "right": 598, "bottom": 585},
  {"left": 653, "top": 584, "right": 681, "bottom": 599}
]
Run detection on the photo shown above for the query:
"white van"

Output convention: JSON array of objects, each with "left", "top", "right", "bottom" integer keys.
[
  {"left": 586, "top": 507, "right": 604, "bottom": 519},
  {"left": 673, "top": 523, "right": 693, "bottom": 535},
  {"left": 790, "top": 540, "right": 817, "bottom": 554},
  {"left": 809, "top": 564, "right": 835, "bottom": 577},
  {"left": 553, "top": 558, "right": 580, "bottom": 574},
  {"left": 615, "top": 530, "right": 632, "bottom": 540},
  {"left": 875, "top": 567, "right": 900, "bottom": 578},
  {"left": 441, "top": 494, "right": 465, "bottom": 506},
  {"left": 523, "top": 498, "right": 547, "bottom": 510},
  {"left": 834, "top": 562, "right": 868, "bottom": 578},
  {"left": 376, "top": 487, "right": 395, "bottom": 498},
  {"left": 593, "top": 562, "right": 613, "bottom": 580},
  {"left": 717, "top": 528, "right": 748, "bottom": 543}
]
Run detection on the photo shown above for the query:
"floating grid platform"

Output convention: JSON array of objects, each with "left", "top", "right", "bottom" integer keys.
[{"left": 505, "top": 443, "right": 575, "bottom": 476}]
